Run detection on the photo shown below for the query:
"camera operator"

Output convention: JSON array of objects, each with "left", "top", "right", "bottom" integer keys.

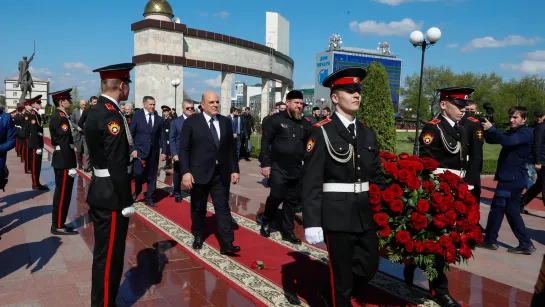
[
  {"left": 520, "top": 110, "right": 545, "bottom": 214},
  {"left": 477, "top": 106, "right": 536, "bottom": 255},
  {"left": 459, "top": 100, "right": 484, "bottom": 204}
]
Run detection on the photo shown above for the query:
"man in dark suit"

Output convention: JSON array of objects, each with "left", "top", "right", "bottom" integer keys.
[
  {"left": 170, "top": 100, "right": 195, "bottom": 202},
  {"left": 180, "top": 91, "right": 240, "bottom": 255},
  {"left": 129, "top": 96, "right": 167, "bottom": 207}
]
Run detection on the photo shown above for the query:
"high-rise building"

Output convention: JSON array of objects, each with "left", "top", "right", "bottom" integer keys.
[{"left": 266, "top": 12, "right": 290, "bottom": 105}]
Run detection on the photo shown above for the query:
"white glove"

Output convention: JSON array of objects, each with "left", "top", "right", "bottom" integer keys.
[
  {"left": 36, "top": 148, "right": 43, "bottom": 155},
  {"left": 68, "top": 169, "right": 77, "bottom": 177},
  {"left": 122, "top": 205, "right": 136, "bottom": 217},
  {"left": 305, "top": 227, "right": 324, "bottom": 244}
]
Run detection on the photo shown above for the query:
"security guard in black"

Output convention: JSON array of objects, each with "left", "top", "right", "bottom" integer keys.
[{"left": 259, "top": 90, "right": 312, "bottom": 244}]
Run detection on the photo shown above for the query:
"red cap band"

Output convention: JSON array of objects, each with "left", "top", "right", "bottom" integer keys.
[
  {"left": 99, "top": 70, "right": 131, "bottom": 80},
  {"left": 331, "top": 77, "right": 361, "bottom": 88},
  {"left": 441, "top": 93, "right": 469, "bottom": 101}
]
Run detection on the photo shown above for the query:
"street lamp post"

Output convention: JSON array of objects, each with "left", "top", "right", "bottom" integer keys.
[
  {"left": 409, "top": 27, "right": 441, "bottom": 155},
  {"left": 171, "top": 79, "right": 180, "bottom": 113}
]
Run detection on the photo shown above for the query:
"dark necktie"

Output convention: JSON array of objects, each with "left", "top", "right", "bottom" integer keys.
[
  {"left": 148, "top": 113, "right": 153, "bottom": 131},
  {"left": 233, "top": 116, "right": 239, "bottom": 134},
  {"left": 348, "top": 123, "right": 357, "bottom": 145},
  {"left": 210, "top": 118, "right": 220, "bottom": 148}
]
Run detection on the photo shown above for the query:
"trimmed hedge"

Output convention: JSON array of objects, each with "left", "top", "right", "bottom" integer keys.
[{"left": 482, "top": 159, "right": 497, "bottom": 174}]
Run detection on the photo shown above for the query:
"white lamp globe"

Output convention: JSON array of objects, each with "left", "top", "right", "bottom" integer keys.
[
  {"left": 171, "top": 79, "right": 180, "bottom": 86},
  {"left": 426, "top": 27, "right": 442, "bottom": 44},
  {"left": 409, "top": 31, "right": 425, "bottom": 46}
]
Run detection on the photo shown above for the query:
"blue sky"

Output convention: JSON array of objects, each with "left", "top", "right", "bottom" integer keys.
[{"left": 1, "top": 0, "right": 544, "bottom": 103}]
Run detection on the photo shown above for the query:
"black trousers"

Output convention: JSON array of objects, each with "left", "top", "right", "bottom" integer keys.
[
  {"left": 90, "top": 207, "right": 129, "bottom": 307},
  {"left": 23, "top": 139, "right": 29, "bottom": 168},
  {"left": 240, "top": 135, "right": 250, "bottom": 159},
  {"left": 523, "top": 168, "right": 545, "bottom": 206},
  {"left": 28, "top": 147, "right": 42, "bottom": 186},
  {"left": 190, "top": 167, "right": 234, "bottom": 246},
  {"left": 405, "top": 255, "right": 449, "bottom": 297},
  {"left": 325, "top": 230, "right": 379, "bottom": 307},
  {"left": 52, "top": 169, "right": 75, "bottom": 228},
  {"left": 263, "top": 169, "right": 300, "bottom": 232},
  {"left": 471, "top": 180, "right": 481, "bottom": 205},
  {"left": 134, "top": 148, "right": 159, "bottom": 202}
]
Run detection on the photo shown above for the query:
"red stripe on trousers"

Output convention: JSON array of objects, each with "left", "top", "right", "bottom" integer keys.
[
  {"left": 32, "top": 151, "right": 37, "bottom": 186},
  {"left": 25, "top": 140, "right": 29, "bottom": 171},
  {"left": 104, "top": 211, "right": 117, "bottom": 307},
  {"left": 325, "top": 234, "right": 337, "bottom": 307},
  {"left": 57, "top": 170, "right": 67, "bottom": 228}
]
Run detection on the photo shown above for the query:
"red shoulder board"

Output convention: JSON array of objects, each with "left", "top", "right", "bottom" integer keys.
[
  {"left": 468, "top": 117, "right": 480, "bottom": 123},
  {"left": 359, "top": 120, "right": 368, "bottom": 127},
  {"left": 59, "top": 112, "right": 66, "bottom": 117},
  {"left": 313, "top": 118, "right": 332, "bottom": 127},
  {"left": 105, "top": 103, "right": 116, "bottom": 111},
  {"left": 428, "top": 119, "right": 441, "bottom": 125},
  {"left": 304, "top": 117, "right": 310, "bottom": 122},
  {"left": 31, "top": 111, "right": 36, "bottom": 115}
]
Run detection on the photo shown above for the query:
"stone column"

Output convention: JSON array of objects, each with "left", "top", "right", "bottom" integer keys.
[
  {"left": 134, "top": 64, "right": 183, "bottom": 109},
  {"left": 281, "top": 82, "right": 288, "bottom": 102},
  {"left": 260, "top": 78, "right": 270, "bottom": 122},
  {"left": 220, "top": 72, "right": 233, "bottom": 116}
]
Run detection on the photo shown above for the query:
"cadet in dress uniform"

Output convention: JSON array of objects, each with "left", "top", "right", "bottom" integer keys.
[
  {"left": 25, "top": 95, "right": 49, "bottom": 190},
  {"left": 259, "top": 90, "right": 312, "bottom": 244},
  {"left": 13, "top": 105, "right": 24, "bottom": 158},
  {"left": 161, "top": 105, "right": 173, "bottom": 170},
  {"left": 302, "top": 68, "right": 385, "bottom": 307},
  {"left": 22, "top": 100, "right": 33, "bottom": 173},
  {"left": 48, "top": 88, "right": 79, "bottom": 235},
  {"left": 406, "top": 87, "right": 473, "bottom": 307},
  {"left": 460, "top": 100, "right": 484, "bottom": 204},
  {"left": 85, "top": 63, "right": 136, "bottom": 307}
]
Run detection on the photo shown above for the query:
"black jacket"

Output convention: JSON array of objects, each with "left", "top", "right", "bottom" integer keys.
[
  {"left": 532, "top": 122, "right": 545, "bottom": 165},
  {"left": 49, "top": 109, "right": 77, "bottom": 169},
  {"left": 26, "top": 110, "right": 44, "bottom": 149},
  {"left": 459, "top": 114, "right": 484, "bottom": 185}
]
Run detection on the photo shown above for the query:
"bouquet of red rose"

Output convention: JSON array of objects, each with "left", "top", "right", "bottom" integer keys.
[{"left": 370, "top": 152, "right": 483, "bottom": 280}]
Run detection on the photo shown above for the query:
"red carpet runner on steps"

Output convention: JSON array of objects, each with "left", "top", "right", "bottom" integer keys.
[{"left": 43, "top": 137, "right": 422, "bottom": 306}]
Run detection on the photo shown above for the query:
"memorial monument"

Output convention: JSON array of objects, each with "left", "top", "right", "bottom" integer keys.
[{"left": 17, "top": 43, "right": 36, "bottom": 103}]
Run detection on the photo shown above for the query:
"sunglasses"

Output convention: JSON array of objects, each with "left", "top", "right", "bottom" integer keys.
[{"left": 185, "top": 107, "right": 195, "bottom": 111}]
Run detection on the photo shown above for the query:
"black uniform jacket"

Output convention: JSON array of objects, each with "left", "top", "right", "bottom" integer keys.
[
  {"left": 259, "top": 111, "right": 312, "bottom": 179},
  {"left": 459, "top": 114, "right": 484, "bottom": 184},
  {"left": 532, "top": 122, "right": 545, "bottom": 165},
  {"left": 21, "top": 110, "right": 31, "bottom": 139},
  {"left": 13, "top": 113, "right": 25, "bottom": 138},
  {"left": 163, "top": 115, "right": 173, "bottom": 152},
  {"left": 419, "top": 115, "right": 468, "bottom": 171},
  {"left": 302, "top": 113, "right": 385, "bottom": 233},
  {"left": 49, "top": 109, "right": 77, "bottom": 169},
  {"left": 84, "top": 96, "right": 132, "bottom": 211},
  {"left": 26, "top": 110, "right": 44, "bottom": 149}
]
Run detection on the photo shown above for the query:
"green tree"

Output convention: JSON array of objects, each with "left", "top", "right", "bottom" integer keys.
[
  {"left": 357, "top": 61, "right": 396, "bottom": 152},
  {"left": 66, "top": 86, "right": 82, "bottom": 114}
]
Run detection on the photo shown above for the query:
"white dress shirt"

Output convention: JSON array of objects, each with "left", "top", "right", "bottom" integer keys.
[
  {"left": 203, "top": 112, "right": 221, "bottom": 141},
  {"left": 144, "top": 109, "right": 155, "bottom": 127},
  {"left": 442, "top": 114, "right": 455, "bottom": 127},
  {"left": 335, "top": 112, "right": 357, "bottom": 136}
]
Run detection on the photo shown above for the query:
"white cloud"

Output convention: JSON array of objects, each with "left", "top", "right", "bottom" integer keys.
[
  {"left": 500, "top": 61, "right": 545, "bottom": 74},
  {"left": 461, "top": 35, "right": 541, "bottom": 52},
  {"left": 447, "top": 43, "right": 459, "bottom": 48},
  {"left": 189, "top": 87, "right": 197, "bottom": 94},
  {"left": 298, "top": 84, "right": 315, "bottom": 89},
  {"left": 349, "top": 18, "right": 421, "bottom": 36},
  {"left": 197, "top": 11, "right": 208, "bottom": 17},
  {"left": 28, "top": 67, "right": 52, "bottom": 80},
  {"left": 374, "top": 0, "right": 438, "bottom": 5},
  {"left": 204, "top": 75, "right": 221, "bottom": 88},
  {"left": 184, "top": 71, "right": 199, "bottom": 77},
  {"left": 63, "top": 62, "right": 92, "bottom": 74},
  {"left": 523, "top": 50, "right": 545, "bottom": 61},
  {"left": 213, "top": 11, "right": 230, "bottom": 19}
]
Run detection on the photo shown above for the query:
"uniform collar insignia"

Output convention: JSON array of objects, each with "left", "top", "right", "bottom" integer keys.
[
  {"left": 429, "top": 119, "right": 441, "bottom": 125},
  {"left": 313, "top": 118, "right": 332, "bottom": 127},
  {"left": 105, "top": 103, "right": 116, "bottom": 111},
  {"left": 468, "top": 117, "right": 480, "bottom": 123}
]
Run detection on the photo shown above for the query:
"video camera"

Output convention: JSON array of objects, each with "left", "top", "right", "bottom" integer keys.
[{"left": 473, "top": 102, "right": 495, "bottom": 123}]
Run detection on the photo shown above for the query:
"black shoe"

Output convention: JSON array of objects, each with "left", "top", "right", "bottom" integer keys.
[
  {"left": 507, "top": 245, "right": 536, "bottom": 255},
  {"left": 245, "top": 158, "right": 251, "bottom": 161},
  {"left": 260, "top": 220, "right": 271, "bottom": 238},
  {"left": 476, "top": 242, "right": 499, "bottom": 250},
  {"left": 281, "top": 232, "right": 302, "bottom": 244},
  {"left": 192, "top": 236, "right": 204, "bottom": 250},
  {"left": 403, "top": 265, "right": 416, "bottom": 287},
  {"left": 220, "top": 244, "right": 241, "bottom": 255},
  {"left": 434, "top": 294, "right": 461, "bottom": 307},
  {"left": 175, "top": 196, "right": 182, "bottom": 203},
  {"left": 145, "top": 200, "right": 157, "bottom": 207},
  {"left": 32, "top": 184, "right": 49, "bottom": 191},
  {"left": 83, "top": 168, "right": 91, "bottom": 173},
  {"left": 51, "top": 226, "right": 79, "bottom": 236}
]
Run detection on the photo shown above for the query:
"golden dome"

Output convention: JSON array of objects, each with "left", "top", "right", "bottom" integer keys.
[{"left": 143, "top": 0, "right": 174, "bottom": 19}]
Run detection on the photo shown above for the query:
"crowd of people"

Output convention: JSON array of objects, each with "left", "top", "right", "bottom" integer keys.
[{"left": 1, "top": 61, "right": 545, "bottom": 307}]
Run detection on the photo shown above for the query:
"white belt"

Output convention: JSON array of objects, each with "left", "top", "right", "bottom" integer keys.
[
  {"left": 93, "top": 166, "right": 132, "bottom": 177},
  {"left": 323, "top": 182, "right": 369, "bottom": 193},
  {"left": 55, "top": 144, "right": 74, "bottom": 150},
  {"left": 166, "top": 129, "right": 169, "bottom": 132},
  {"left": 432, "top": 168, "right": 463, "bottom": 177},
  {"left": 38, "top": 133, "right": 43, "bottom": 136}
]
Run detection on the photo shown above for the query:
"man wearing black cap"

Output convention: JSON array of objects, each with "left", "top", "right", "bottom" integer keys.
[
  {"left": 258, "top": 90, "right": 312, "bottom": 244},
  {"left": 161, "top": 105, "right": 173, "bottom": 170},
  {"left": 48, "top": 88, "right": 78, "bottom": 235},
  {"left": 85, "top": 63, "right": 136, "bottom": 307},
  {"left": 302, "top": 67, "right": 385, "bottom": 307},
  {"left": 22, "top": 99, "right": 33, "bottom": 174},
  {"left": 459, "top": 100, "right": 484, "bottom": 205},
  {"left": 25, "top": 95, "right": 49, "bottom": 190},
  {"left": 408, "top": 87, "right": 473, "bottom": 307}
]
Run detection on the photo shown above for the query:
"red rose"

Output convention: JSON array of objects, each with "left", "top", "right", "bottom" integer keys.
[
  {"left": 421, "top": 157, "right": 439, "bottom": 170},
  {"left": 373, "top": 212, "right": 389, "bottom": 227},
  {"left": 439, "top": 182, "right": 451, "bottom": 195},
  {"left": 460, "top": 244, "right": 473, "bottom": 259},
  {"left": 380, "top": 151, "right": 398, "bottom": 161},
  {"left": 398, "top": 169, "right": 411, "bottom": 184},
  {"left": 469, "top": 226, "right": 484, "bottom": 244},
  {"left": 445, "top": 252, "right": 457, "bottom": 264},
  {"left": 457, "top": 185, "right": 470, "bottom": 200},
  {"left": 414, "top": 241, "right": 425, "bottom": 253},
  {"left": 399, "top": 152, "right": 410, "bottom": 160},
  {"left": 461, "top": 233, "right": 471, "bottom": 244},
  {"left": 446, "top": 209, "right": 457, "bottom": 226},
  {"left": 389, "top": 200, "right": 404, "bottom": 213},
  {"left": 422, "top": 180, "right": 436, "bottom": 193},
  {"left": 453, "top": 201, "right": 466, "bottom": 214},
  {"left": 407, "top": 176, "right": 422, "bottom": 190},
  {"left": 395, "top": 230, "right": 412, "bottom": 244},
  {"left": 378, "top": 225, "right": 391, "bottom": 237},
  {"left": 416, "top": 199, "right": 430, "bottom": 214},
  {"left": 381, "top": 190, "right": 395, "bottom": 204},
  {"left": 369, "top": 193, "right": 381, "bottom": 205},
  {"left": 398, "top": 160, "right": 424, "bottom": 174},
  {"left": 383, "top": 162, "right": 399, "bottom": 177},
  {"left": 431, "top": 192, "right": 443, "bottom": 204},
  {"left": 445, "top": 243, "right": 456, "bottom": 255},
  {"left": 439, "top": 235, "right": 453, "bottom": 248},
  {"left": 467, "top": 207, "right": 481, "bottom": 225},
  {"left": 451, "top": 231, "right": 461, "bottom": 243},
  {"left": 457, "top": 219, "right": 470, "bottom": 232},
  {"left": 433, "top": 201, "right": 448, "bottom": 213},
  {"left": 433, "top": 214, "right": 448, "bottom": 229},
  {"left": 371, "top": 204, "right": 381, "bottom": 212},
  {"left": 369, "top": 184, "right": 381, "bottom": 195},
  {"left": 388, "top": 184, "right": 404, "bottom": 198},
  {"left": 410, "top": 212, "right": 428, "bottom": 231},
  {"left": 405, "top": 240, "right": 415, "bottom": 252},
  {"left": 424, "top": 240, "right": 437, "bottom": 253},
  {"left": 465, "top": 194, "right": 477, "bottom": 206}
]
